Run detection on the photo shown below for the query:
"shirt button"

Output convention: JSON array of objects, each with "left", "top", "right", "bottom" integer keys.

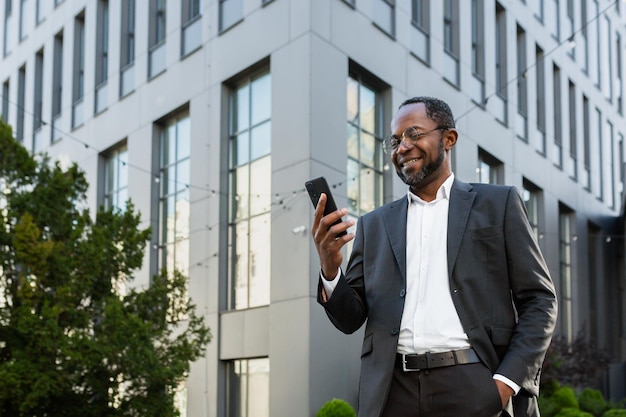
[
  {"left": 391, "top": 328, "right": 399, "bottom": 335},
  {"left": 400, "top": 289, "right": 406, "bottom": 297}
]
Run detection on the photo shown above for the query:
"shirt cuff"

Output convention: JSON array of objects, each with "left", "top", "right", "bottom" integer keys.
[
  {"left": 493, "top": 374, "right": 521, "bottom": 395},
  {"left": 320, "top": 268, "right": 341, "bottom": 299}
]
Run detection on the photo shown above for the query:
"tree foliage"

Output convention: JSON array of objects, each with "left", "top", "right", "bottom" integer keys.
[{"left": 0, "top": 121, "right": 211, "bottom": 417}]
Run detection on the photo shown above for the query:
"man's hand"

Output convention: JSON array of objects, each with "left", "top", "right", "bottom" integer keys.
[
  {"left": 311, "top": 193, "right": 354, "bottom": 279},
  {"left": 494, "top": 379, "right": 514, "bottom": 408}
]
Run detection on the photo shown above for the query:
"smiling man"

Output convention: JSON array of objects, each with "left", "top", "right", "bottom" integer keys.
[{"left": 312, "top": 97, "right": 558, "bottom": 417}]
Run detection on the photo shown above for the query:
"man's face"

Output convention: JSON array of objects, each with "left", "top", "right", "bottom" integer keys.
[{"left": 390, "top": 103, "right": 449, "bottom": 192}]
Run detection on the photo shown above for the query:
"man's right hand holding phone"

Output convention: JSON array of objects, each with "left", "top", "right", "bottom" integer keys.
[{"left": 311, "top": 193, "right": 355, "bottom": 280}]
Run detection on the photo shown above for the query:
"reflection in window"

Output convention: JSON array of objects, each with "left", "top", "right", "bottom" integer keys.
[
  {"left": 227, "top": 358, "right": 270, "bottom": 417},
  {"left": 559, "top": 205, "right": 574, "bottom": 344},
  {"left": 149, "top": 0, "right": 167, "bottom": 78},
  {"left": 158, "top": 113, "right": 191, "bottom": 277},
  {"left": 477, "top": 149, "right": 503, "bottom": 184},
  {"left": 182, "top": 0, "right": 202, "bottom": 55},
  {"left": 346, "top": 72, "right": 384, "bottom": 221},
  {"left": 411, "top": 0, "right": 430, "bottom": 63},
  {"left": 522, "top": 179, "right": 542, "bottom": 243},
  {"left": 103, "top": 143, "right": 129, "bottom": 211},
  {"left": 228, "top": 70, "right": 271, "bottom": 310}
]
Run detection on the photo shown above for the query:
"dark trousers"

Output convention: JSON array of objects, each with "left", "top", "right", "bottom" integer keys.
[{"left": 380, "top": 362, "right": 504, "bottom": 417}]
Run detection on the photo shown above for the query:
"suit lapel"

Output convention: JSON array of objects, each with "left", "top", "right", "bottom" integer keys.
[
  {"left": 447, "top": 180, "right": 476, "bottom": 277},
  {"left": 383, "top": 197, "right": 408, "bottom": 284}
]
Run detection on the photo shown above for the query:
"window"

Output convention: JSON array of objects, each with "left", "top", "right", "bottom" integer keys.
[
  {"left": 1, "top": 79, "right": 8, "bottom": 123},
  {"left": 120, "top": 0, "right": 136, "bottom": 97},
  {"left": 548, "top": 0, "right": 559, "bottom": 40},
  {"left": 52, "top": 31, "right": 63, "bottom": 142},
  {"left": 582, "top": 95, "right": 590, "bottom": 189},
  {"left": 516, "top": 25, "right": 528, "bottom": 140},
  {"left": 346, "top": 71, "right": 385, "bottom": 222},
  {"left": 102, "top": 142, "right": 129, "bottom": 211},
  {"left": 558, "top": 204, "right": 574, "bottom": 344},
  {"left": 566, "top": 0, "right": 574, "bottom": 58},
  {"left": 95, "top": 0, "right": 109, "bottom": 114},
  {"left": 36, "top": 0, "right": 50, "bottom": 25},
  {"left": 33, "top": 49, "right": 44, "bottom": 152},
  {"left": 3, "top": 0, "right": 13, "bottom": 57},
  {"left": 220, "top": 0, "right": 243, "bottom": 33},
  {"left": 600, "top": 15, "right": 612, "bottom": 101},
  {"left": 495, "top": 3, "right": 507, "bottom": 123},
  {"left": 470, "top": 0, "right": 485, "bottom": 104},
  {"left": 593, "top": 0, "right": 600, "bottom": 87},
  {"left": 595, "top": 108, "right": 603, "bottom": 200},
  {"left": 522, "top": 179, "right": 542, "bottom": 243},
  {"left": 477, "top": 149, "right": 503, "bottom": 184},
  {"left": 156, "top": 112, "right": 191, "bottom": 276},
  {"left": 149, "top": 0, "right": 167, "bottom": 78},
  {"left": 410, "top": 0, "right": 430, "bottom": 63},
  {"left": 553, "top": 63, "right": 562, "bottom": 168},
  {"left": 617, "top": 33, "right": 623, "bottom": 114},
  {"left": 536, "top": 45, "right": 546, "bottom": 154},
  {"left": 72, "top": 11, "right": 85, "bottom": 129},
  {"left": 182, "top": 0, "right": 202, "bottom": 56},
  {"left": 228, "top": 70, "right": 271, "bottom": 310},
  {"left": 605, "top": 120, "right": 615, "bottom": 209},
  {"left": 19, "top": 0, "right": 31, "bottom": 42},
  {"left": 443, "top": 0, "right": 459, "bottom": 86},
  {"left": 226, "top": 358, "right": 270, "bottom": 417},
  {"left": 373, "top": 0, "right": 395, "bottom": 37},
  {"left": 17, "top": 65, "right": 25, "bottom": 143},
  {"left": 581, "top": 0, "right": 588, "bottom": 73},
  {"left": 567, "top": 80, "right": 577, "bottom": 180},
  {"left": 619, "top": 133, "right": 624, "bottom": 205}
]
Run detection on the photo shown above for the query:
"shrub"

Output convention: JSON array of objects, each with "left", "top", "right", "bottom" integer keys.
[
  {"left": 602, "top": 411, "right": 626, "bottom": 417},
  {"left": 578, "top": 388, "right": 609, "bottom": 417},
  {"left": 555, "top": 408, "right": 594, "bottom": 417},
  {"left": 540, "top": 386, "right": 580, "bottom": 417},
  {"left": 316, "top": 398, "right": 357, "bottom": 417}
]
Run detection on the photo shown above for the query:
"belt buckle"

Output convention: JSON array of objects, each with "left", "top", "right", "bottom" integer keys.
[{"left": 401, "top": 354, "right": 420, "bottom": 372}]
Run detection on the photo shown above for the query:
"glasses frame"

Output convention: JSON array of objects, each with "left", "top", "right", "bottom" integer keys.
[{"left": 382, "top": 126, "right": 450, "bottom": 155}]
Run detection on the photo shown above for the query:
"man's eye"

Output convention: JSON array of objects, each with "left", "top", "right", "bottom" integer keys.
[
  {"left": 406, "top": 130, "right": 420, "bottom": 140},
  {"left": 391, "top": 137, "right": 401, "bottom": 147}
]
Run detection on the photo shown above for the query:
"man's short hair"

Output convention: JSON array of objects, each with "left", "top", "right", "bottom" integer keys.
[{"left": 399, "top": 97, "right": 456, "bottom": 129}]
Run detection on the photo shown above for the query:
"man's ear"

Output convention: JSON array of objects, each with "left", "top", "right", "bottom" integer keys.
[{"left": 444, "top": 128, "right": 458, "bottom": 150}]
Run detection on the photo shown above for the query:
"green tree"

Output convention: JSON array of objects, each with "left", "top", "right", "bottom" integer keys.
[{"left": 0, "top": 120, "right": 210, "bottom": 417}]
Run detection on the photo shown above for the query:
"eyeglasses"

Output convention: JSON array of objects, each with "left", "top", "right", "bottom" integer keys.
[{"left": 382, "top": 126, "right": 449, "bottom": 155}]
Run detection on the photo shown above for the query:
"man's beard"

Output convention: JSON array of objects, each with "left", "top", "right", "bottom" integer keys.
[{"left": 395, "top": 138, "right": 445, "bottom": 188}]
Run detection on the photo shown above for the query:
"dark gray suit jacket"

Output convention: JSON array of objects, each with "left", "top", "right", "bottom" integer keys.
[{"left": 318, "top": 179, "right": 558, "bottom": 417}]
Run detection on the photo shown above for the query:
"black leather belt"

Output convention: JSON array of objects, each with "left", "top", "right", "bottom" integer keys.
[{"left": 396, "top": 348, "right": 480, "bottom": 372}]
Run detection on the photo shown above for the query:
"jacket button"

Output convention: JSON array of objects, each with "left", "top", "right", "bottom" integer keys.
[
  {"left": 400, "top": 289, "right": 406, "bottom": 297},
  {"left": 391, "top": 328, "right": 399, "bottom": 335}
]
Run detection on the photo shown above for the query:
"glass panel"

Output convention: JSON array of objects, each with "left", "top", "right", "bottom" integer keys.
[
  {"left": 247, "top": 358, "right": 270, "bottom": 417},
  {"left": 360, "top": 131, "right": 376, "bottom": 167},
  {"left": 250, "top": 121, "right": 271, "bottom": 161},
  {"left": 249, "top": 156, "right": 271, "bottom": 217},
  {"left": 347, "top": 77, "right": 359, "bottom": 123},
  {"left": 251, "top": 73, "right": 271, "bottom": 125},
  {"left": 359, "top": 85, "right": 376, "bottom": 133},
  {"left": 234, "top": 220, "right": 249, "bottom": 309},
  {"left": 359, "top": 165, "right": 376, "bottom": 214},
  {"left": 236, "top": 131, "right": 250, "bottom": 166},
  {"left": 233, "top": 165, "right": 250, "bottom": 220},
  {"left": 347, "top": 158, "right": 359, "bottom": 214},
  {"left": 248, "top": 214, "right": 271, "bottom": 308},
  {"left": 176, "top": 159, "right": 190, "bottom": 192},
  {"left": 236, "top": 84, "right": 250, "bottom": 132},
  {"left": 175, "top": 238, "right": 189, "bottom": 275},
  {"left": 220, "top": 0, "right": 243, "bottom": 31},
  {"left": 177, "top": 117, "right": 191, "bottom": 159},
  {"left": 347, "top": 124, "right": 359, "bottom": 160}
]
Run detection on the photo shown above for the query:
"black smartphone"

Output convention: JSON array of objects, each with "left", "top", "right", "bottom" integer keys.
[{"left": 305, "top": 177, "right": 347, "bottom": 237}]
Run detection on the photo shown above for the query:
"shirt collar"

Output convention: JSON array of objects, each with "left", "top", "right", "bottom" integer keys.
[{"left": 407, "top": 173, "right": 455, "bottom": 204}]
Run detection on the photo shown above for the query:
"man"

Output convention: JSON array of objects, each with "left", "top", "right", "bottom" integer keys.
[{"left": 312, "top": 97, "right": 557, "bottom": 417}]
